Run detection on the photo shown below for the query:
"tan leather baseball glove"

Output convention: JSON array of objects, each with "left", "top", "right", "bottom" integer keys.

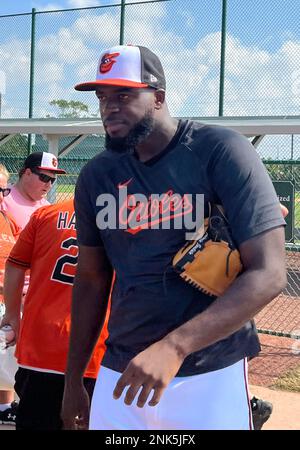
[{"left": 172, "top": 204, "right": 243, "bottom": 297}]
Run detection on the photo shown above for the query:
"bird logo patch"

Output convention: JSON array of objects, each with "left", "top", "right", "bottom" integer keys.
[{"left": 99, "top": 52, "right": 120, "bottom": 73}]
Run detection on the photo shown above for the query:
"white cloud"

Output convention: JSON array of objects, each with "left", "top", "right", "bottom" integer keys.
[
  {"left": 32, "top": 0, "right": 103, "bottom": 10},
  {"left": 73, "top": 13, "right": 119, "bottom": 44},
  {"left": 67, "top": 0, "right": 100, "bottom": 7},
  {"left": 0, "top": 97, "right": 26, "bottom": 119},
  {"left": 35, "top": 62, "right": 64, "bottom": 83},
  {"left": 0, "top": 39, "right": 31, "bottom": 84},
  {"left": 182, "top": 32, "right": 300, "bottom": 116},
  {"left": 178, "top": 10, "right": 195, "bottom": 29},
  {"left": 280, "top": 40, "right": 300, "bottom": 68},
  {"left": 33, "top": 0, "right": 102, "bottom": 12},
  {"left": 37, "top": 27, "right": 95, "bottom": 64},
  {"left": 77, "top": 60, "right": 97, "bottom": 80},
  {"left": 225, "top": 35, "right": 271, "bottom": 76},
  {"left": 0, "top": 70, "right": 6, "bottom": 94},
  {"left": 44, "top": 82, "right": 70, "bottom": 102},
  {"left": 1, "top": 5, "right": 300, "bottom": 120},
  {"left": 33, "top": 3, "right": 63, "bottom": 12}
]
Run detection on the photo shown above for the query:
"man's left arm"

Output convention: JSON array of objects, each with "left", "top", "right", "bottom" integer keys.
[
  {"left": 1, "top": 212, "right": 36, "bottom": 337},
  {"left": 113, "top": 225, "right": 286, "bottom": 407},
  {"left": 1, "top": 263, "right": 26, "bottom": 341}
]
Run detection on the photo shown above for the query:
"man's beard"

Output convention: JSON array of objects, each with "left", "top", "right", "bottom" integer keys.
[{"left": 105, "top": 112, "right": 154, "bottom": 154}]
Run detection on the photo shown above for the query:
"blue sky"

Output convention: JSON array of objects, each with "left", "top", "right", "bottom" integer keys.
[
  {"left": 0, "top": 0, "right": 107, "bottom": 15},
  {"left": 0, "top": 0, "right": 300, "bottom": 122},
  {"left": 1, "top": 0, "right": 299, "bottom": 51}
]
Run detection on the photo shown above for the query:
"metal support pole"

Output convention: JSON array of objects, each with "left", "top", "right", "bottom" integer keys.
[
  {"left": 119, "top": 0, "right": 126, "bottom": 45},
  {"left": 45, "top": 135, "right": 59, "bottom": 203},
  {"left": 28, "top": 8, "right": 36, "bottom": 155},
  {"left": 218, "top": 0, "right": 227, "bottom": 117}
]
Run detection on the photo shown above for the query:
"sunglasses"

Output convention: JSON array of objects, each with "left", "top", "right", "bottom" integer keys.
[
  {"left": 31, "top": 169, "right": 56, "bottom": 185},
  {"left": 0, "top": 188, "right": 11, "bottom": 197}
]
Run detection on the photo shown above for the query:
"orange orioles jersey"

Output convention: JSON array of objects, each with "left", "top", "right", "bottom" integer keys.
[
  {"left": 7, "top": 200, "right": 109, "bottom": 377},
  {"left": 0, "top": 211, "right": 21, "bottom": 303}
]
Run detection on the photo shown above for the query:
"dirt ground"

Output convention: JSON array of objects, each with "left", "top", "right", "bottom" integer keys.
[
  {"left": 248, "top": 332, "right": 300, "bottom": 430},
  {"left": 247, "top": 252, "right": 300, "bottom": 431},
  {"left": 250, "top": 385, "right": 300, "bottom": 430},
  {"left": 248, "top": 333, "right": 300, "bottom": 387}
]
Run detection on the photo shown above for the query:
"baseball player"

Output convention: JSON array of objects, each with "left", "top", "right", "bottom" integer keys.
[
  {"left": 2, "top": 200, "right": 109, "bottom": 430},
  {"left": 0, "top": 153, "right": 66, "bottom": 425},
  {"left": 61, "top": 45, "right": 286, "bottom": 430}
]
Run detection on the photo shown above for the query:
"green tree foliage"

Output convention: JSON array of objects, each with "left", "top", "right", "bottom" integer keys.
[
  {"left": 265, "top": 163, "right": 300, "bottom": 190},
  {"left": 48, "top": 99, "right": 90, "bottom": 118}
]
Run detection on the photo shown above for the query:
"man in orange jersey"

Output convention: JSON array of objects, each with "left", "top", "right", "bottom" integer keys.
[
  {"left": 1, "top": 199, "right": 109, "bottom": 430},
  {"left": 1, "top": 153, "right": 65, "bottom": 425}
]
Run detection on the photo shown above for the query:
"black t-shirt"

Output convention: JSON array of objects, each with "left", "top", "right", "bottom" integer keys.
[{"left": 75, "top": 120, "right": 285, "bottom": 376}]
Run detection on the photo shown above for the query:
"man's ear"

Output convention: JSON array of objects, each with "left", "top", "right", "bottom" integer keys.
[
  {"left": 154, "top": 89, "right": 166, "bottom": 109},
  {"left": 24, "top": 168, "right": 32, "bottom": 177}
]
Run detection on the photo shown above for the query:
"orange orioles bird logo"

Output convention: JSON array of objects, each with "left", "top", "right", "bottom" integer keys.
[
  {"left": 52, "top": 158, "right": 58, "bottom": 167},
  {"left": 99, "top": 52, "right": 120, "bottom": 74}
]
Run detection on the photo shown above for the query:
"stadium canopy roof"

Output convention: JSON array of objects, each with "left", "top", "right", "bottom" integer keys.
[{"left": 1, "top": 116, "right": 300, "bottom": 157}]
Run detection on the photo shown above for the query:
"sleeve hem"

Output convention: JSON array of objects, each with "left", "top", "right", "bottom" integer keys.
[
  {"left": 236, "top": 219, "right": 286, "bottom": 247},
  {"left": 7, "top": 257, "right": 30, "bottom": 269}
]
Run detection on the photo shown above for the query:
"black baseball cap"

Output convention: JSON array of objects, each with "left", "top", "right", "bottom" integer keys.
[
  {"left": 75, "top": 45, "right": 166, "bottom": 91},
  {"left": 24, "top": 152, "right": 66, "bottom": 174}
]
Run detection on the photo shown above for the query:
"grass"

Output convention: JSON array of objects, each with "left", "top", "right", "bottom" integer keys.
[
  {"left": 55, "top": 184, "right": 75, "bottom": 194},
  {"left": 295, "top": 205, "right": 300, "bottom": 226},
  {"left": 51, "top": 184, "right": 75, "bottom": 202},
  {"left": 272, "top": 365, "right": 300, "bottom": 393}
]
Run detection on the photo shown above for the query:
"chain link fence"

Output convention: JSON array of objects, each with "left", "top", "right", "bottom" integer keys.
[
  {"left": 257, "top": 161, "right": 300, "bottom": 340},
  {"left": 2, "top": 134, "right": 300, "bottom": 345},
  {"left": 1, "top": 1, "right": 300, "bottom": 347},
  {"left": 1, "top": 133, "right": 105, "bottom": 201},
  {"left": 1, "top": 0, "right": 300, "bottom": 118}
]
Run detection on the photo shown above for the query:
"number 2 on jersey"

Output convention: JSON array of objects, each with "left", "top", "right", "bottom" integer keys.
[{"left": 51, "top": 237, "right": 78, "bottom": 285}]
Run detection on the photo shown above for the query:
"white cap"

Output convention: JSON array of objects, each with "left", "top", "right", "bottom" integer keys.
[{"left": 24, "top": 152, "right": 66, "bottom": 174}]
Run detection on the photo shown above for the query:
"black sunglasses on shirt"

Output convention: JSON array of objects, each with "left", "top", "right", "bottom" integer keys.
[
  {"left": 0, "top": 188, "right": 11, "bottom": 197},
  {"left": 31, "top": 169, "right": 57, "bottom": 184}
]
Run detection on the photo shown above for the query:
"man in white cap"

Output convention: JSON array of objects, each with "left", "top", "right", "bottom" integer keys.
[
  {"left": 2, "top": 152, "right": 66, "bottom": 229},
  {"left": 61, "top": 45, "right": 286, "bottom": 430}
]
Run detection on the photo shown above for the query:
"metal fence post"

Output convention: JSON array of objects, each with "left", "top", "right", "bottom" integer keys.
[
  {"left": 218, "top": 0, "right": 227, "bottom": 117},
  {"left": 119, "top": 0, "right": 126, "bottom": 45},
  {"left": 28, "top": 7, "right": 36, "bottom": 155}
]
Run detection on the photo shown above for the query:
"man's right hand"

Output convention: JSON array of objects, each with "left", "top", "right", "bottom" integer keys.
[
  {"left": 61, "top": 382, "right": 90, "bottom": 430},
  {"left": 0, "top": 313, "right": 20, "bottom": 344}
]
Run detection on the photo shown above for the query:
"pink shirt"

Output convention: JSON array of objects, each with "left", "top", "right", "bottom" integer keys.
[{"left": 2, "top": 185, "right": 50, "bottom": 230}]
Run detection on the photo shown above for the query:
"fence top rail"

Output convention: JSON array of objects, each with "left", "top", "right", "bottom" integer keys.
[
  {"left": 180, "top": 116, "right": 300, "bottom": 135},
  {"left": 0, "top": 0, "right": 171, "bottom": 18},
  {"left": 1, "top": 116, "right": 300, "bottom": 137},
  {"left": 286, "top": 244, "right": 300, "bottom": 252},
  {"left": 0, "top": 118, "right": 104, "bottom": 136},
  {"left": 264, "top": 160, "right": 300, "bottom": 165}
]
